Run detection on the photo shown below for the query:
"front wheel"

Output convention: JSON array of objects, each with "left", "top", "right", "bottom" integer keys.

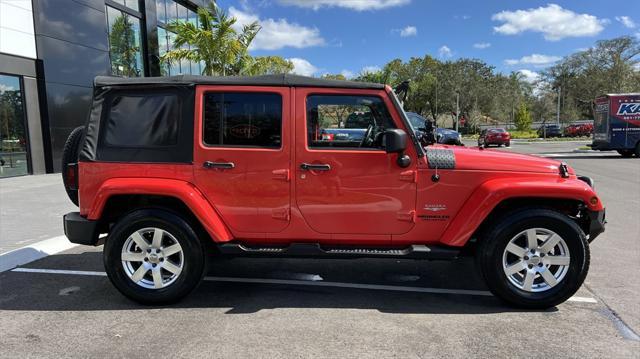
[
  {"left": 477, "top": 208, "right": 589, "bottom": 309},
  {"left": 104, "top": 209, "right": 205, "bottom": 305}
]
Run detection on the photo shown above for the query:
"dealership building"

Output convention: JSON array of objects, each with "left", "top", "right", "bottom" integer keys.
[{"left": 0, "top": 0, "right": 214, "bottom": 177}]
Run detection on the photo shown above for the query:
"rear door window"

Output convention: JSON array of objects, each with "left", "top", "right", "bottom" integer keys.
[{"left": 203, "top": 92, "right": 282, "bottom": 148}]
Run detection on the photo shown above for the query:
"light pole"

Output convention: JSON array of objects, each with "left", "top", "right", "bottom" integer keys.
[
  {"left": 556, "top": 86, "right": 561, "bottom": 125},
  {"left": 455, "top": 91, "right": 460, "bottom": 132}
]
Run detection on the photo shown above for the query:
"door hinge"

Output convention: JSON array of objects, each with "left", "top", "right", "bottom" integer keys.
[
  {"left": 272, "top": 169, "right": 290, "bottom": 181},
  {"left": 397, "top": 210, "right": 416, "bottom": 223},
  {"left": 399, "top": 170, "right": 417, "bottom": 183},
  {"left": 272, "top": 207, "right": 290, "bottom": 221}
]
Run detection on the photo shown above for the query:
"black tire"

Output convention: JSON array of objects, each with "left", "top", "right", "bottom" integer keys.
[
  {"left": 617, "top": 149, "right": 634, "bottom": 158},
  {"left": 61, "top": 126, "right": 85, "bottom": 206},
  {"left": 635, "top": 142, "right": 640, "bottom": 158},
  {"left": 104, "top": 209, "right": 205, "bottom": 305},
  {"left": 477, "top": 208, "right": 589, "bottom": 309},
  {"left": 505, "top": 142, "right": 511, "bottom": 147}
]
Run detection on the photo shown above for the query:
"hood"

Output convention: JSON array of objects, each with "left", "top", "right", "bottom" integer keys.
[{"left": 448, "top": 146, "right": 567, "bottom": 174}]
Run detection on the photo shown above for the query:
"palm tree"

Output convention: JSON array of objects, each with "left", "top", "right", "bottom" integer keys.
[{"left": 162, "top": 4, "right": 260, "bottom": 76}]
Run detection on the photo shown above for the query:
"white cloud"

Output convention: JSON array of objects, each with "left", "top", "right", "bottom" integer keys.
[
  {"left": 288, "top": 58, "right": 319, "bottom": 76},
  {"left": 362, "top": 65, "right": 381, "bottom": 74},
  {"left": 229, "top": 7, "right": 325, "bottom": 50},
  {"left": 399, "top": 26, "right": 417, "bottom": 37},
  {"left": 438, "top": 45, "right": 452, "bottom": 58},
  {"left": 518, "top": 69, "right": 540, "bottom": 83},
  {"left": 616, "top": 16, "right": 636, "bottom": 29},
  {"left": 340, "top": 69, "right": 355, "bottom": 79},
  {"left": 473, "top": 42, "right": 491, "bottom": 49},
  {"left": 492, "top": 4, "right": 606, "bottom": 41},
  {"left": 277, "top": 0, "right": 410, "bottom": 11},
  {"left": 505, "top": 54, "right": 561, "bottom": 67},
  {"left": 0, "top": 84, "right": 16, "bottom": 94}
]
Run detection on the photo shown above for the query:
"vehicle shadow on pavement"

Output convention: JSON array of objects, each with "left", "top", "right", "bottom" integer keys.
[{"left": 0, "top": 250, "right": 557, "bottom": 315}]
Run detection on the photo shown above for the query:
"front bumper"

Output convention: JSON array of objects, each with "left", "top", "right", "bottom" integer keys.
[
  {"left": 587, "top": 209, "right": 606, "bottom": 242},
  {"left": 63, "top": 212, "right": 100, "bottom": 245}
]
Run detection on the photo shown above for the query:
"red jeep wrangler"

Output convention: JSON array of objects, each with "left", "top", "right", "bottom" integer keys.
[{"left": 62, "top": 75, "right": 605, "bottom": 308}]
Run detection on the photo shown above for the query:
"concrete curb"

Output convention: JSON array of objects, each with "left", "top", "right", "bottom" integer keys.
[{"left": 0, "top": 236, "right": 77, "bottom": 272}]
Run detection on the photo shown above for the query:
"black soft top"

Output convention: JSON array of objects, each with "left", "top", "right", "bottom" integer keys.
[{"left": 94, "top": 74, "right": 386, "bottom": 90}]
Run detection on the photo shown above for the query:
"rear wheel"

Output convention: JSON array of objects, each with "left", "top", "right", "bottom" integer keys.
[
  {"left": 477, "top": 208, "right": 589, "bottom": 309},
  {"left": 104, "top": 209, "right": 205, "bottom": 305},
  {"left": 61, "top": 126, "right": 85, "bottom": 206},
  {"left": 635, "top": 142, "right": 640, "bottom": 158},
  {"left": 505, "top": 142, "right": 511, "bottom": 147},
  {"left": 617, "top": 149, "right": 634, "bottom": 158}
]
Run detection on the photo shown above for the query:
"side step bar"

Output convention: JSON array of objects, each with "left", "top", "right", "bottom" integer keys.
[{"left": 217, "top": 242, "right": 459, "bottom": 260}]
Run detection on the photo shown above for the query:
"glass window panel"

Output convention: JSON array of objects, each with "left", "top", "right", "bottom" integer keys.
[
  {"left": 157, "top": 27, "right": 169, "bottom": 76},
  {"left": 306, "top": 95, "right": 396, "bottom": 149},
  {"left": 166, "top": 0, "right": 177, "bottom": 24},
  {"left": 156, "top": 0, "right": 167, "bottom": 24},
  {"left": 0, "top": 74, "right": 29, "bottom": 177},
  {"left": 177, "top": 4, "right": 188, "bottom": 23},
  {"left": 106, "top": 6, "right": 144, "bottom": 77},
  {"left": 124, "top": 0, "right": 139, "bottom": 12},
  {"left": 167, "top": 30, "right": 180, "bottom": 75},
  {"left": 187, "top": 9, "right": 197, "bottom": 28},
  {"left": 203, "top": 93, "right": 282, "bottom": 148}
]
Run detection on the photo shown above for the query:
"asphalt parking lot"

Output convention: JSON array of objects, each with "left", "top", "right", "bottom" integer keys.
[{"left": 1, "top": 140, "right": 639, "bottom": 358}]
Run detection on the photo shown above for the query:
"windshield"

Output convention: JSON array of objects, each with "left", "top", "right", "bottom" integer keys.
[
  {"left": 406, "top": 112, "right": 426, "bottom": 129},
  {"left": 489, "top": 128, "right": 505, "bottom": 133}
]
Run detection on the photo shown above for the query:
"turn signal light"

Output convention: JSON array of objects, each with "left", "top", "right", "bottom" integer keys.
[{"left": 590, "top": 197, "right": 599, "bottom": 206}]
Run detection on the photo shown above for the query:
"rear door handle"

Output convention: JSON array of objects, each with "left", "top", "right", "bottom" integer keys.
[
  {"left": 203, "top": 161, "right": 235, "bottom": 169},
  {"left": 300, "top": 163, "right": 331, "bottom": 171}
]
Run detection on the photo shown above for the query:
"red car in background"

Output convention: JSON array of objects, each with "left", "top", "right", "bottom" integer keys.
[
  {"left": 478, "top": 128, "right": 511, "bottom": 147},
  {"left": 564, "top": 123, "right": 593, "bottom": 137}
]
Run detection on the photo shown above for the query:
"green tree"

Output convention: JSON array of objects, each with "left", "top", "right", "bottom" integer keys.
[
  {"left": 321, "top": 74, "right": 347, "bottom": 80},
  {"left": 542, "top": 36, "right": 640, "bottom": 119},
  {"left": 514, "top": 102, "right": 533, "bottom": 131},
  {"left": 242, "top": 56, "right": 294, "bottom": 76},
  {"left": 109, "top": 14, "right": 141, "bottom": 77},
  {"left": 163, "top": 4, "right": 260, "bottom": 76},
  {"left": 163, "top": 4, "right": 294, "bottom": 76}
]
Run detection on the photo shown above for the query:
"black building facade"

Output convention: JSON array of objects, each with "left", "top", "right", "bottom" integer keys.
[{"left": 0, "top": 0, "right": 214, "bottom": 176}]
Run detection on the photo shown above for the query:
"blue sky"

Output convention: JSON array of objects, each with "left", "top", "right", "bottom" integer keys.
[{"left": 218, "top": 0, "right": 639, "bottom": 82}]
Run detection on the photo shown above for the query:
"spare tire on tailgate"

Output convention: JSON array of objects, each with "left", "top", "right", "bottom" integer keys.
[{"left": 61, "top": 126, "right": 85, "bottom": 206}]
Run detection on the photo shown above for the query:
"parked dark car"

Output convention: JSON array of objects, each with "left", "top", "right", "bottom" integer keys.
[
  {"left": 406, "top": 112, "right": 461, "bottom": 145},
  {"left": 478, "top": 128, "right": 511, "bottom": 147},
  {"left": 538, "top": 124, "right": 562, "bottom": 138}
]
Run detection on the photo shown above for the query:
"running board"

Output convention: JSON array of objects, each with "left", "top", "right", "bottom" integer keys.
[{"left": 217, "top": 242, "right": 459, "bottom": 260}]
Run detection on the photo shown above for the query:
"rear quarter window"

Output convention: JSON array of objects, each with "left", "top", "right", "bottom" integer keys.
[{"left": 104, "top": 93, "right": 180, "bottom": 147}]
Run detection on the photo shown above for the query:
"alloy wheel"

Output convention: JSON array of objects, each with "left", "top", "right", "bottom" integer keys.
[
  {"left": 121, "top": 227, "right": 184, "bottom": 289},
  {"left": 501, "top": 228, "right": 571, "bottom": 292}
]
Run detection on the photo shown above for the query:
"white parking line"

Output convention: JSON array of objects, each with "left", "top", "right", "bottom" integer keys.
[
  {"left": 12, "top": 267, "right": 107, "bottom": 276},
  {"left": 0, "top": 236, "right": 78, "bottom": 273},
  {"left": 10, "top": 267, "right": 597, "bottom": 303}
]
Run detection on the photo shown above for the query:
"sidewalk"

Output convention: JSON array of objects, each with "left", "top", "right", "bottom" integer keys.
[{"left": 0, "top": 174, "right": 76, "bottom": 254}]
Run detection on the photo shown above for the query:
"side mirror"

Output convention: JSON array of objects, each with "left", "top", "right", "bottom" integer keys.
[
  {"left": 423, "top": 120, "right": 436, "bottom": 145},
  {"left": 383, "top": 129, "right": 407, "bottom": 153}
]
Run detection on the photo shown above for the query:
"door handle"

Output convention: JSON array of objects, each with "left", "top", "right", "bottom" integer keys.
[
  {"left": 203, "top": 161, "right": 235, "bottom": 169},
  {"left": 300, "top": 163, "right": 331, "bottom": 171}
]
